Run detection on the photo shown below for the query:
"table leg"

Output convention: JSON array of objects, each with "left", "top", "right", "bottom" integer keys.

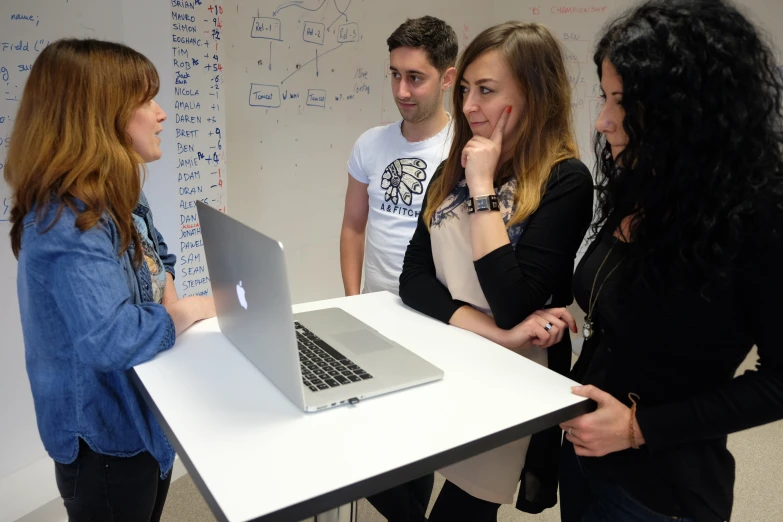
[{"left": 314, "top": 501, "right": 356, "bottom": 522}]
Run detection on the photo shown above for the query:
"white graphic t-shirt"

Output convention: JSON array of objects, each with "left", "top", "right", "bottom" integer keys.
[{"left": 347, "top": 118, "right": 452, "bottom": 295}]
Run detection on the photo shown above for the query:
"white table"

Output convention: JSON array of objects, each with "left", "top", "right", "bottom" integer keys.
[{"left": 132, "top": 292, "right": 592, "bottom": 522}]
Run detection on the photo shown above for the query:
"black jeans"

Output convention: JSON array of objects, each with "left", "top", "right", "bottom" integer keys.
[
  {"left": 366, "top": 473, "right": 434, "bottom": 522},
  {"left": 54, "top": 438, "right": 172, "bottom": 522},
  {"left": 559, "top": 441, "right": 692, "bottom": 522},
  {"left": 428, "top": 480, "right": 501, "bottom": 522}
]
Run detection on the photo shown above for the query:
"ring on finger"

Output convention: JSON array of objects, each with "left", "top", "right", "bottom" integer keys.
[{"left": 544, "top": 322, "right": 553, "bottom": 331}]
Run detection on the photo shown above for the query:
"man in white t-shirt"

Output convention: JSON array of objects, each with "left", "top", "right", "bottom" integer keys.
[{"left": 340, "top": 16, "right": 457, "bottom": 298}]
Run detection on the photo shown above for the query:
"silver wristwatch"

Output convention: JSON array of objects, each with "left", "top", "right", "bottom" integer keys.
[{"left": 466, "top": 194, "right": 500, "bottom": 214}]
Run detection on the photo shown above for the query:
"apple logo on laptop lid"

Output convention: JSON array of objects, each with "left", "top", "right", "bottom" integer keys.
[{"left": 236, "top": 281, "right": 248, "bottom": 310}]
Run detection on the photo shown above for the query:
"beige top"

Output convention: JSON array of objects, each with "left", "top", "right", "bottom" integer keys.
[{"left": 430, "top": 177, "right": 548, "bottom": 505}]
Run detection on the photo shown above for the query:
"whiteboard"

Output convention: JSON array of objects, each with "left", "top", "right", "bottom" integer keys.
[
  {"left": 493, "top": 0, "right": 783, "bottom": 171},
  {"left": 223, "top": 0, "right": 782, "bottom": 305},
  {"left": 222, "top": 0, "right": 496, "bottom": 303},
  {"left": 170, "top": 0, "right": 229, "bottom": 297}
]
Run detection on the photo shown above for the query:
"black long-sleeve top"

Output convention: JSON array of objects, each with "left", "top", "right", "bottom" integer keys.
[
  {"left": 399, "top": 158, "right": 594, "bottom": 328},
  {"left": 399, "top": 158, "right": 594, "bottom": 512},
  {"left": 572, "top": 210, "right": 783, "bottom": 521}
]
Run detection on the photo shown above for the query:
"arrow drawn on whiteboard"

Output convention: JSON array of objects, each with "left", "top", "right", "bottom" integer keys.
[
  {"left": 281, "top": 43, "right": 343, "bottom": 84},
  {"left": 273, "top": 0, "right": 328, "bottom": 17},
  {"left": 327, "top": 0, "right": 352, "bottom": 32},
  {"left": 316, "top": 48, "right": 319, "bottom": 77},
  {"left": 269, "top": 41, "right": 273, "bottom": 71}
]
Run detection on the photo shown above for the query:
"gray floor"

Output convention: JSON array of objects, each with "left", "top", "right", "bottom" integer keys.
[{"left": 161, "top": 348, "right": 783, "bottom": 522}]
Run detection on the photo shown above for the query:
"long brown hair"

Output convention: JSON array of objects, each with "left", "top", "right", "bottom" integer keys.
[
  {"left": 423, "top": 22, "right": 578, "bottom": 228},
  {"left": 4, "top": 39, "right": 160, "bottom": 265}
]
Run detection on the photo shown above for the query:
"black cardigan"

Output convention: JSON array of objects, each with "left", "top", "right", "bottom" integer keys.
[{"left": 572, "top": 209, "right": 783, "bottom": 521}]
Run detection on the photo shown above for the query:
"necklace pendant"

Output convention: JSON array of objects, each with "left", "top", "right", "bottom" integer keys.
[{"left": 583, "top": 319, "right": 593, "bottom": 340}]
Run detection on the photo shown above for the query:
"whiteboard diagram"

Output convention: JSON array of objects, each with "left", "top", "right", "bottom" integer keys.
[{"left": 246, "top": 0, "right": 370, "bottom": 110}]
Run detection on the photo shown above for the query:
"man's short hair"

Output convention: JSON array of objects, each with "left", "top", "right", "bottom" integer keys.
[{"left": 387, "top": 16, "right": 458, "bottom": 73}]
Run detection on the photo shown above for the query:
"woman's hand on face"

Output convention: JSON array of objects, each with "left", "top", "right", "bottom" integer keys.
[
  {"left": 462, "top": 106, "right": 511, "bottom": 194},
  {"left": 501, "top": 307, "right": 577, "bottom": 352},
  {"left": 560, "top": 385, "right": 646, "bottom": 457}
]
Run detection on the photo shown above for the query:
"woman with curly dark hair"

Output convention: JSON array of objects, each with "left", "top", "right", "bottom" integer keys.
[{"left": 558, "top": 0, "right": 783, "bottom": 521}]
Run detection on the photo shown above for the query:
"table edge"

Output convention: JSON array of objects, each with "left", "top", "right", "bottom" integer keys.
[{"left": 131, "top": 368, "right": 594, "bottom": 522}]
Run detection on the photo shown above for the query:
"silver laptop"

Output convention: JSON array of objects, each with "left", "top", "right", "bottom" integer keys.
[{"left": 196, "top": 201, "right": 444, "bottom": 412}]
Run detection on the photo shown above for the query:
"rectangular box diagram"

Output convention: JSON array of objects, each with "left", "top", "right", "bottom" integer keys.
[
  {"left": 303, "top": 22, "right": 325, "bottom": 45},
  {"left": 249, "top": 84, "right": 281, "bottom": 107},
  {"left": 251, "top": 18, "right": 282, "bottom": 41},
  {"left": 337, "top": 23, "right": 359, "bottom": 43},
  {"left": 306, "top": 89, "right": 326, "bottom": 108}
]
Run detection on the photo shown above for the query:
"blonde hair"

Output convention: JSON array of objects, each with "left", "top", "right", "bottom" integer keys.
[
  {"left": 423, "top": 22, "right": 578, "bottom": 229},
  {"left": 5, "top": 38, "right": 160, "bottom": 266}
]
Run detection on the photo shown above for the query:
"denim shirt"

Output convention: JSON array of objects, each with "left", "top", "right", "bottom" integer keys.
[{"left": 16, "top": 192, "right": 177, "bottom": 477}]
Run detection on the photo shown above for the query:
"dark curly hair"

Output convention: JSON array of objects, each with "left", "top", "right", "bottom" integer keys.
[
  {"left": 387, "top": 16, "right": 458, "bottom": 73},
  {"left": 593, "top": 0, "right": 783, "bottom": 296}
]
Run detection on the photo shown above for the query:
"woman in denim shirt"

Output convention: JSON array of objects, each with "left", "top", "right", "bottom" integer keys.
[{"left": 4, "top": 39, "right": 216, "bottom": 521}]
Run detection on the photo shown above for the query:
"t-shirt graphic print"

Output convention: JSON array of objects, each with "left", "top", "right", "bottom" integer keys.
[{"left": 381, "top": 158, "right": 426, "bottom": 206}]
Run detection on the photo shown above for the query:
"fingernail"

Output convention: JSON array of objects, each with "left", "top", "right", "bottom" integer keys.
[
  {"left": 506, "top": 106, "right": 512, "bottom": 114},
  {"left": 572, "top": 386, "right": 582, "bottom": 392}
]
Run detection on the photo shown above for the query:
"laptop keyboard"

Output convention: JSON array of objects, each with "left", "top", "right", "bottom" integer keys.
[{"left": 295, "top": 322, "right": 373, "bottom": 393}]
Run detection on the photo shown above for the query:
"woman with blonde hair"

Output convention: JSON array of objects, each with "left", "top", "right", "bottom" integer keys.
[
  {"left": 5, "top": 39, "right": 214, "bottom": 521},
  {"left": 399, "top": 21, "right": 594, "bottom": 520}
]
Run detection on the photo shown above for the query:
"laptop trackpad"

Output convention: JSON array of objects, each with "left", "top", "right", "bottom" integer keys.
[{"left": 331, "top": 330, "right": 392, "bottom": 355}]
